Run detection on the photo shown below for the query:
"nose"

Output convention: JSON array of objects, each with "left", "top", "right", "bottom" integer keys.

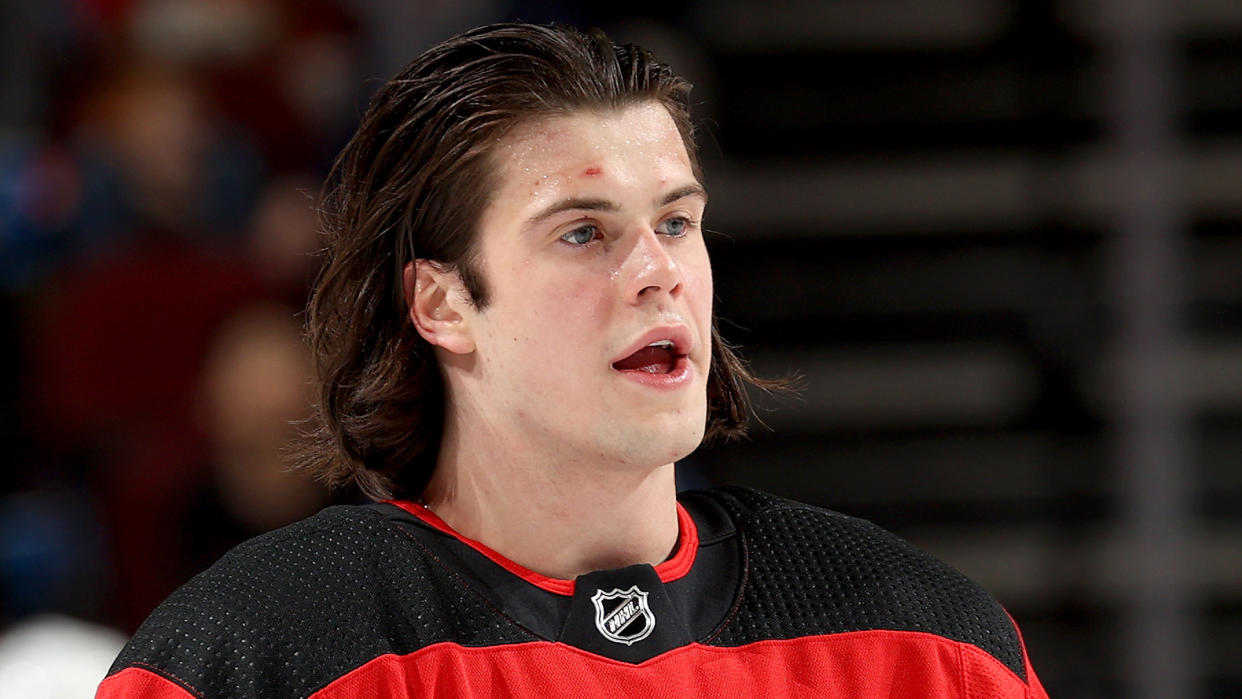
[{"left": 620, "top": 227, "right": 682, "bottom": 304}]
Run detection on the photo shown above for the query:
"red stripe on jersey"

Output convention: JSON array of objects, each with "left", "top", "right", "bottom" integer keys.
[
  {"left": 311, "top": 630, "right": 1048, "bottom": 699},
  {"left": 384, "top": 500, "right": 699, "bottom": 596},
  {"left": 96, "top": 666, "right": 196, "bottom": 699}
]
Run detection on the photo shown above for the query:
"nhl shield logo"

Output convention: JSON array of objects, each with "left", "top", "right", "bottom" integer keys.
[{"left": 591, "top": 585, "right": 655, "bottom": 645}]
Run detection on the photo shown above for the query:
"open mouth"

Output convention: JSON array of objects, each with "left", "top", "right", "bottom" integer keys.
[{"left": 611, "top": 340, "right": 685, "bottom": 375}]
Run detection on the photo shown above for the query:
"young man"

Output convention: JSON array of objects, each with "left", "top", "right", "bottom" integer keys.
[{"left": 99, "top": 23, "right": 1048, "bottom": 698}]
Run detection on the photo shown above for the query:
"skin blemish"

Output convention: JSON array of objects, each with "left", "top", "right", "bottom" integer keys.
[{"left": 583, "top": 166, "right": 602, "bottom": 176}]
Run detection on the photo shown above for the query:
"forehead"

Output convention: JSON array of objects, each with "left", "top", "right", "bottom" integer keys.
[
  {"left": 496, "top": 102, "right": 689, "bottom": 161},
  {"left": 486, "top": 103, "right": 697, "bottom": 201}
]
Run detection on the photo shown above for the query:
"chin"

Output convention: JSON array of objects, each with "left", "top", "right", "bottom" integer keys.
[{"left": 608, "top": 417, "right": 706, "bottom": 469}]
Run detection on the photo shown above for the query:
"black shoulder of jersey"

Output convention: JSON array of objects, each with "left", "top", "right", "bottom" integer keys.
[
  {"left": 108, "top": 504, "right": 534, "bottom": 698},
  {"left": 699, "top": 486, "right": 1027, "bottom": 681}
]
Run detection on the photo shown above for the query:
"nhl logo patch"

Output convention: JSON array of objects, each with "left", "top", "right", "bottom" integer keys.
[{"left": 591, "top": 585, "right": 655, "bottom": 645}]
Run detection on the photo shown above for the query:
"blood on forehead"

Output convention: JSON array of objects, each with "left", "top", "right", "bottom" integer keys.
[{"left": 583, "top": 167, "right": 602, "bottom": 176}]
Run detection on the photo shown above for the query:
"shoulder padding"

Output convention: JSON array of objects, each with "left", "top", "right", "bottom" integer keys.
[
  {"left": 701, "top": 486, "right": 1027, "bottom": 681},
  {"left": 108, "top": 505, "right": 532, "bottom": 697}
]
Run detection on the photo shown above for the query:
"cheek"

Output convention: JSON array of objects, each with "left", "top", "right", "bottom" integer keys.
[
  {"left": 498, "top": 272, "right": 612, "bottom": 368},
  {"left": 680, "top": 246, "right": 714, "bottom": 314},
  {"left": 537, "top": 275, "right": 612, "bottom": 337}
]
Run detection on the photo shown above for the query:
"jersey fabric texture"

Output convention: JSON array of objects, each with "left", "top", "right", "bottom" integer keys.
[{"left": 98, "top": 486, "right": 1048, "bottom": 698}]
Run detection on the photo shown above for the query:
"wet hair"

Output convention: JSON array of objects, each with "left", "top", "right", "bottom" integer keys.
[{"left": 300, "top": 22, "right": 765, "bottom": 500}]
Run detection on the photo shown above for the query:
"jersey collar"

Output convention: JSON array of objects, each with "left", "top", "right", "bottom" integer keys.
[{"left": 383, "top": 499, "right": 699, "bottom": 596}]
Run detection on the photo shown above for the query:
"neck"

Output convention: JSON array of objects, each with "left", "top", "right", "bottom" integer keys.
[{"left": 420, "top": 414, "right": 680, "bottom": 581}]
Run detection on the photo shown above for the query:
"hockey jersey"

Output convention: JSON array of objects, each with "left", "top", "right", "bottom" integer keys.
[{"left": 98, "top": 487, "right": 1047, "bottom": 697}]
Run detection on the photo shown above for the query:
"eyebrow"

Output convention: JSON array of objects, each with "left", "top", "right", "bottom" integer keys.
[
  {"left": 660, "top": 184, "right": 709, "bottom": 209},
  {"left": 524, "top": 197, "right": 618, "bottom": 228},
  {"left": 523, "top": 183, "right": 708, "bottom": 229}
]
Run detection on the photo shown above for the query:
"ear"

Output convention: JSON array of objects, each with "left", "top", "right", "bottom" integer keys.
[{"left": 403, "top": 260, "right": 476, "bottom": 354}]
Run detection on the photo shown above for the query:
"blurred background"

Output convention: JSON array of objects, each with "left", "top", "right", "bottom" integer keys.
[{"left": 0, "top": 0, "right": 1238, "bottom": 697}]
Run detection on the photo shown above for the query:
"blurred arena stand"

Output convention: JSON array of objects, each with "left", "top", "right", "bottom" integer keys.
[{"left": 2, "top": 1, "right": 1240, "bottom": 697}]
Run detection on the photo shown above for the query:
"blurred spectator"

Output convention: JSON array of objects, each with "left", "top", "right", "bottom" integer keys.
[
  {"left": 179, "top": 303, "right": 330, "bottom": 577},
  {"left": 127, "top": 0, "right": 361, "bottom": 172},
  {"left": 246, "top": 173, "right": 324, "bottom": 306},
  {"left": 1, "top": 63, "right": 264, "bottom": 293},
  {"left": 28, "top": 234, "right": 265, "bottom": 629},
  {"left": 75, "top": 63, "right": 263, "bottom": 243}
]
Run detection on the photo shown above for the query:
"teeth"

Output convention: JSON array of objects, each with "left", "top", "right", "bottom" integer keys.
[{"left": 647, "top": 340, "right": 674, "bottom": 349}]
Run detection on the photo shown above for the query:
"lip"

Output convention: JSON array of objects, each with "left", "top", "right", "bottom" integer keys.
[
  {"left": 610, "top": 325, "right": 694, "bottom": 366},
  {"left": 613, "top": 354, "right": 693, "bottom": 390},
  {"left": 610, "top": 325, "right": 696, "bottom": 390}
]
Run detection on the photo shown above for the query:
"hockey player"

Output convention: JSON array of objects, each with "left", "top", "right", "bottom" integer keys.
[{"left": 99, "top": 23, "right": 1047, "bottom": 698}]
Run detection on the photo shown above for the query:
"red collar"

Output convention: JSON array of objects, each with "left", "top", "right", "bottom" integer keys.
[{"left": 383, "top": 499, "right": 699, "bottom": 596}]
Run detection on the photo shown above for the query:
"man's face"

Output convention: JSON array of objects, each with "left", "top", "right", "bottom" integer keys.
[{"left": 456, "top": 102, "right": 712, "bottom": 470}]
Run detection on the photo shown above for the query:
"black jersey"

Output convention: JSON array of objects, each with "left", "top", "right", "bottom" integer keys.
[{"left": 98, "top": 487, "right": 1047, "bottom": 697}]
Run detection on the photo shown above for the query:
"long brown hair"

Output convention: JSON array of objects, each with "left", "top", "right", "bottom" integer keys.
[{"left": 301, "top": 23, "right": 766, "bottom": 500}]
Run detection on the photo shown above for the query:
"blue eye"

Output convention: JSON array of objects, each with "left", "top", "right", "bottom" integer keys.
[
  {"left": 656, "top": 216, "right": 690, "bottom": 237},
  {"left": 560, "top": 225, "right": 599, "bottom": 245}
]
